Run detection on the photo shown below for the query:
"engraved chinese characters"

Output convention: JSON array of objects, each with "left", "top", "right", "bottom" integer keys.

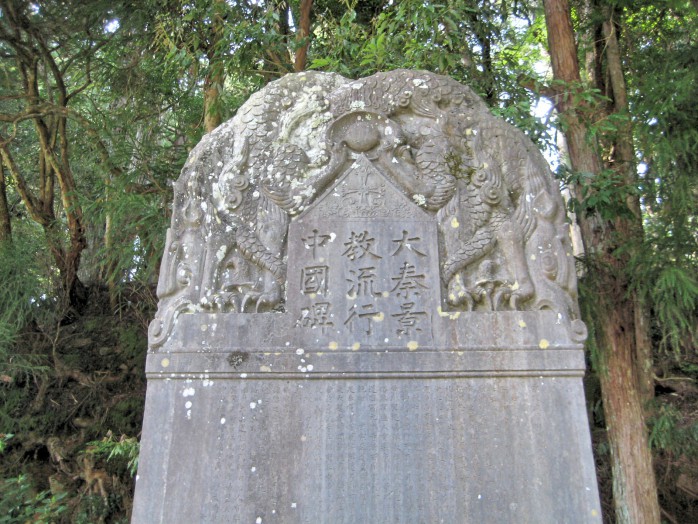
[
  {"left": 135, "top": 70, "right": 600, "bottom": 524},
  {"left": 148, "top": 69, "right": 587, "bottom": 349},
  {"left": 287, "top": 156, "right": 440, "bottom": 347}
]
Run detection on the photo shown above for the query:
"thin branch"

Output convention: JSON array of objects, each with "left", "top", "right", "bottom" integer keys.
[
  {"left": 517, "top": 74, "right": 562, "bottom": 103},
  {"left": 0, "top": 139, "right": 45, "bottom": 225}
]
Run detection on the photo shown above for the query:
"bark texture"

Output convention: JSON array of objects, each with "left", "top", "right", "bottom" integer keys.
[
  {"left": 294, "top": 0, "right": 313, "bottom": 72},
  {"left": 542, "top": 1, "right": 660, "bottom": 522},
  {"left": 0, "top": 162, "right": 11, "bottom": 243}
]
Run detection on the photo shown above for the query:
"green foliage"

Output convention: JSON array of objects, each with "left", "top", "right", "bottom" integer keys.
[
  {"left": 631, "top": 261, "right": 698, "bottom": 358},
  {"left": 0, "top": 433, "right": 12, "bottom": 454},
  {"left": 0, "top": 234, "right": 53, "bottom": 377},
  {"left": 618, "top": 1, "right": 698, "bottom": 359},
  {"left": 648, "top": 403, "right": 698, "bottom": 456},
  {"left": 87, "top": 432, "right": 140, "bottom": 477},
  {"left": 0, "top": 474, "right": 68, "bottom": 524},
  {"left": 561, "top": 167, "right": 639, "bottom": 220},
  {"left": 309, "top": 1, "right": 553, "bottom": 147},
  {"left": 0, "top": 434, "right": 68, "bottom": 524}
]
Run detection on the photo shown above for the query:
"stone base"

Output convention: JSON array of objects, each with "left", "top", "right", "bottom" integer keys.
[{"left": 132, "top": 351, "right": 600, "bottom": 523}]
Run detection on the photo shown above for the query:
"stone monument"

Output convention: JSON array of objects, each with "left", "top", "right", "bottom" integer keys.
[{"left": 132, "top": 70, "right": 601, "bottom": 523}]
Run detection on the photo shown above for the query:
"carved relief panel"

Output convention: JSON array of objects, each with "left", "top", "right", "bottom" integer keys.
[
  {"left": 287, "top": 155, "right": 440, "bottom": 348},
  {"left": 149, "top": 70, "right": 587, "bottom": 349}
]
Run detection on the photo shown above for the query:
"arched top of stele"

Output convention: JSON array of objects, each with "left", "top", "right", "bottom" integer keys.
[{"left": 149, "top": 70, "right": 587, "bottom": 353}]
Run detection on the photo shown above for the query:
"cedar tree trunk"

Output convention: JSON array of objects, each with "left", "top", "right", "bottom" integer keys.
[{"left": 542, "top": 1, "right": 660, "bottom": 522}]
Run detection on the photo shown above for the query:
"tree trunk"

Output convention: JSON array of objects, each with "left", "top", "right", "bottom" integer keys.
[
  {"left": 294, "top": 0, "right": 313, "bottom": 72},
  {"left": 601, "top": 14, "right": 654, "bottom": 405},
  {"left": 542, "top": 1, "right": 661, "bottom": 522},
  {"left": 204, "top": 0, "right": 227, "bottom": 132},
  {"left": 203, "top": 62, "right": 224, "bottom": 133},
  {"left": 0, "top": 162, "right": 11, "bottom": 244}
]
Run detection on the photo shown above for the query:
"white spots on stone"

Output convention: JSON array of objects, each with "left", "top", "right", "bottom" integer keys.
[
  {"left": 351, "top": 82, "right": 363, "bottom": 90},
  {"left": 413, "top": 194, "right": 427, "bottom": 206},
  {"left": 252, "top": 190, "right": 260, "bottom": 198},
  {"left": 202, "top": 378, "right": 214, "bottom": 387},
  {"left": 185, "top": 401, "right": 192, "bottom": 409},
  {"left": 200, "top": 324, "right": 208, "bottom": 332},
  {"left": 478, "top": 494, "right": 482, "bottom": 500},
  {"left": 251, "top": 466, "right": 256, "bottom": 472},
  {"left": 300, "top": 435, "right": 307, "bottom": 442},
  {"left": 350, "top": 100, "right": 366, "bottom": 110},
  {"left": 186, "top": 410, "right": 191, "bottom": 420},
  {"left": 300, "top": 185, "right": 316, "bottom": 199},
  {"left": 384, "top": 126, "right": 393, "bottom": 136},
  {"left": 296, "top": 348, "right": 305, "bottom": 355},
  {"left": 407, "top": 341, "right": 419, "bottom": 351},
  {"left": 183, "top": 387, "right": 195, "bottom": 397},
  {"left": 307, "top": 364, "right": 314, "bottom": 371},
  {"left": 291, "top": 502, "right": 297, "bottom": 509},
  {"left": 259, "top": 365, "right": 271, "bottom": 372},
  {"left": 530, "top": 254, "right": 536, "bottom": 260},
  {"left": 539, "top": 339, "right": 550, "bottom": 349},
  {"left": 161, "top": 358, "right": 170, "bottom": 368},
  {"left": 240, "top": 373, "right": 248, "bottom": 378},
  {"left": 329, "top": 232, "right": 337, "bottom": 242},
  {"left": 250, "top": 402, "right": 257, "bottom": 409},
  {"left": 384, "top": 338, "right": 390, "bottom": 343},
  {"left": 256, "top": 517, "right": 262, "bottom": 524},
  {"left": 220, "top": 417, "right": 226, "bottom": 424}
]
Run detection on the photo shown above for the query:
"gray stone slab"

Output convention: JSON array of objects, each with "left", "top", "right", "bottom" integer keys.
[
  {"left": 133, "top": 70, "right": 601, "bottom": 523},
  {"left": 135, "top": 375, "right": 599, "bottom": 523}
]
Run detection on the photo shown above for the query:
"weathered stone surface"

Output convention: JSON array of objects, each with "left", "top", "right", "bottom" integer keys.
[{"left": 133, "top": 70, "right": 601, "bottom": 523}]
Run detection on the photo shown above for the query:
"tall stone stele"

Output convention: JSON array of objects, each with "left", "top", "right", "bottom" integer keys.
[{"left": 133, "top": 70, "right": 601, "bottom": 523}]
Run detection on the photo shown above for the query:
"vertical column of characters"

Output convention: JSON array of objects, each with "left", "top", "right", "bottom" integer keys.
[
  {"left": 388, "top": 229, "right": 429, "bottom": 339},
  {"left": 296, "top": 228, "right": 335, "bottom": 332},
  {"left": 342, "top": 229, "right": 385, "bottom": 338}
]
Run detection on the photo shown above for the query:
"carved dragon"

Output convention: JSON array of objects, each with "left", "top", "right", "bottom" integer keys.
[{"left": 149, "top": 70, "right": 586, "bottom": 348}]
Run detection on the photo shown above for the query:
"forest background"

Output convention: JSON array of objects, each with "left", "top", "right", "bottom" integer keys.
[{"left": 0, "top": 1, "right": 696, "bottom": 522}]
